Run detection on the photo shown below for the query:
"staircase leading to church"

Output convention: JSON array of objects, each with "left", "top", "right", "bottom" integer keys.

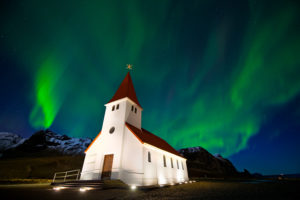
[
  {"left": 51, "top": 169, "right": 104, "bottom": 190},
  {"left": 51, "top": 180, "right": 104, "bottom": 189}
]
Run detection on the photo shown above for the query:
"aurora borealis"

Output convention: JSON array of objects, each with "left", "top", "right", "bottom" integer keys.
[{"left": 0, "top": 0, "right": 299, "bottom": 174}]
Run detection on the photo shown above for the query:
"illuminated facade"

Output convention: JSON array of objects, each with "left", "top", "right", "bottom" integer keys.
[{"left": 80, "top": 72, "right": 189, "bottom": 186}]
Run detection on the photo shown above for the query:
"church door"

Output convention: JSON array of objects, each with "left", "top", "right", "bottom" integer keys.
[{"left": 101, "top": 154, "right": 114, "bottom": 179}]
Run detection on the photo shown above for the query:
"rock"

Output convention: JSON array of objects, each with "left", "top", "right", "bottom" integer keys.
[{"left": 179, "top": 147, "right": 239, "bottom": 178}]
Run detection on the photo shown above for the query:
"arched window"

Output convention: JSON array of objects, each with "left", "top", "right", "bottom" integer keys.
[
  {"left": 171, "top": 158, "right": 173, "bottom": 168},
  {"left": 131, "top": 105, "right": 134, "bottom": 111},
  {"left": 116, "top": 104, "right": 119, "bottom": 110},
  {"left": 148, "top": 152, "right": 151, "bottom": 163},
  {"left": 181, "top": 161, "right": 184, "bottom": 170},
  {"left": 135, "top": 107, "right": 137, "bottom": 113},
  {"left": 177, "top": 160, "right": 179, "bottom": 169},
  {"left": 163, "top": 155, "right": 166, "bottom": 167},
  {"left": 112, "top": 105, "right": 115, "bottom": 111}
]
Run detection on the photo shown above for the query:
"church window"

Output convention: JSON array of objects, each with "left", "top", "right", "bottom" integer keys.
[
  {"left": 131, "top": 105, "right": 134, "bottom": 111},
  {"left": 148, "top": 152, "right": 151, "bottom": 162},
  {"left": 181, "top": 161, "right": 184, "bottom": 170},
  {"left": 135, "top": 107, "right": 137, "bottom": 113},
  {"left": 177, "top": 160, "right": 179, "bottom": 169},
  {"left": 163, "top": 155, "right": 166, "bottom": 167},
  {"left": 109, "top": 127, "right": 115, "bottom": 134},
  {"left": 171, "top": 158, "right": 173, "bottom": 168},
  {"left": 112, "top": 105, "right": 115, "bottom": 111},
  {"left": 116, "top": 104, "right": 119, "bottom": 110}
]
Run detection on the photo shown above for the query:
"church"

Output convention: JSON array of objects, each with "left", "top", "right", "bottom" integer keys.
[{"left": 80, "top": 72, "right": 189, "bottom": 186}]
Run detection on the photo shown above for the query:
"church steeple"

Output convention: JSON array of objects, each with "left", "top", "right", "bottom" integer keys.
[{"left": 107, "top": 72, "right": 142, "bottom": 108}]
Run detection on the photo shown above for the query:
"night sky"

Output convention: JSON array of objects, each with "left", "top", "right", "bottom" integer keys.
[{"left": 1, "top": 0, "right": 300, "bottom": 175}]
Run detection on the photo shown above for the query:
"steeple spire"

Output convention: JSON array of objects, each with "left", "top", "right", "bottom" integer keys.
[{"left": 107, "top": 72, "right": 142, "bottom": 108}]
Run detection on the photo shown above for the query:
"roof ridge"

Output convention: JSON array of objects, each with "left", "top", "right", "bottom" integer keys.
[{"left": 125, "top": 123, "right": 184, "bottom": 158}]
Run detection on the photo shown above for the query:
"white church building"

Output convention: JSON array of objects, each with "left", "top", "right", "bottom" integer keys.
[{"left": 80, "top": 72, "right": 189, "bottom": 186}]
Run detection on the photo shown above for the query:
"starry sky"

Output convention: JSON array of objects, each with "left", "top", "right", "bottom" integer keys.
[{"left": 0, "top": 0, "right": 299, "bottom": 175}]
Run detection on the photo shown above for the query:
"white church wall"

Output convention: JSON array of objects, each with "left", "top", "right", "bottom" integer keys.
[
  {"left": 143, "top": 143, "right": 188, "bottom": 185},
  {"left": 81, "top": 100, "right": 129, "bottom": 180},
  {"left": 120, "top": 127, "right": 144, "bottom": 186},
  {"left": 124, "top": 98, "right": 142, "bottom": 129},
  {"left": 143, "top": 147, "right": 158, "bottom": 185}
]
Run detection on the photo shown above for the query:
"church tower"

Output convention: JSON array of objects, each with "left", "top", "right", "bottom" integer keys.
[
  {"left": 104, "top": 71, "right": 142, "bottom": 131},
  {"left": 81, "top": 72, "right": 143, "bottom": 180}
]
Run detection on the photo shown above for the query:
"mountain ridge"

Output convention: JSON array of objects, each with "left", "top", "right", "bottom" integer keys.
[
  {"left": 0, "top": 130, "right": 92, "bottom": 158},
  {"left": 0, "top": 130, "right": 255, "bottom": 178}
]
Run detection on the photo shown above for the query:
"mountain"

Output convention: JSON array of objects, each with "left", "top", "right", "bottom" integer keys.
[
  {"left": 0, "top": 131, "right": 250, "bottom": 178},
  {"left": 0, "top": 132, "right": 26, "bottom": 153},
  {"left": 1, "top": 130, "right": 92, "bottom": 158},
  {"left": 179, "top": 147, "right": 240, "bottom": 178}
]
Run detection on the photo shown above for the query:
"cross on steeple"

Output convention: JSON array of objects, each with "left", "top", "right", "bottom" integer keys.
[{"left": 126, "top": 64, "right": 133, "bottom": 70}]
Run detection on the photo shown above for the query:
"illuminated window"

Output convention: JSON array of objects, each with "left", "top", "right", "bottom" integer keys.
[
  {"left": 116, "top": 104, "right": 119, "bottom": 110},
  {"left": 112, "top": 105, "right": 115, "bottom": 111},
  {"left": 182, "top": 161, "right": 184, "bottom": 170},
  {"left": 177, "top": 160, "right": 179, "bottom": 169},
  {"left": 148, "top": 152, "right": 151, "bottom": 163},
  {"left": 135, "top": 107, "right": 137, "bottom": 113},
  {"left": 131, "top": 105, "right": 134, "bottom": 111},
  {"left": 163, "top": 155, "right": 166, "bottom": 167},
  {"left": 171, "top": 158, "right": 173, "bottom": 168}
]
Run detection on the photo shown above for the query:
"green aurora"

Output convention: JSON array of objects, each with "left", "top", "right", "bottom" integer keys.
[{"left": 1, "top": 0, "right": 300, "bottom": 162}]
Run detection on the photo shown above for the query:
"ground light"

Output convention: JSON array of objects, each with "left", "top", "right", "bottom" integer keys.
[
  {"left": 131, "top": 185, "right": 136, "bottom": 190},
  {"left": 79, "top": 187, "right": 92, "bottom": 192},
  {"left": 53, "top": 187, "right": 64, "bottom": 191}
]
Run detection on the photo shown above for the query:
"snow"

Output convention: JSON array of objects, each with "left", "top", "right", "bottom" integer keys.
[
  {"left": 178, "top": 146, "right": 206, "bottom": 153},
  {"left": 0, "top": 132, "right": 25, "bottom": 152},
  {"left": 0, "top": 131, "right": 92, "bottom": 155},
  {"left": 39, "top": 131, "right": 92, "bottom": 155}
]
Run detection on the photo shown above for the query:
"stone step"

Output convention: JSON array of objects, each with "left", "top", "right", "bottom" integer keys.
[{"left": 51, "top": 180, "right": 104, "bottom": 188}]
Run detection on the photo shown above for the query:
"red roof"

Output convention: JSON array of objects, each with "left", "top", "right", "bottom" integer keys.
[
  {"left": 125, "top": 123, "right": 184, "bottom": 158},
  {"left": 107, "top": 72, "right": 142, "bottom": 108}
]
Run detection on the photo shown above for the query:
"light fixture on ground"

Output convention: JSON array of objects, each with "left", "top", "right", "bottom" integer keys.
[
  {"left": 53, "top": 187, "right": 64, "bottom": 191},
  {"left": 131, "top": 185, "right": 136, "bottom": 190}
]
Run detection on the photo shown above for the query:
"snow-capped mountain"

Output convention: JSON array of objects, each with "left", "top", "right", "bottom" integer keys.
[
  {"left": 0, "top": 130, "right": 92, "bottom": 158},
  {"left": 0, "top": 132, "right": 26, "bottom": 152}
]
